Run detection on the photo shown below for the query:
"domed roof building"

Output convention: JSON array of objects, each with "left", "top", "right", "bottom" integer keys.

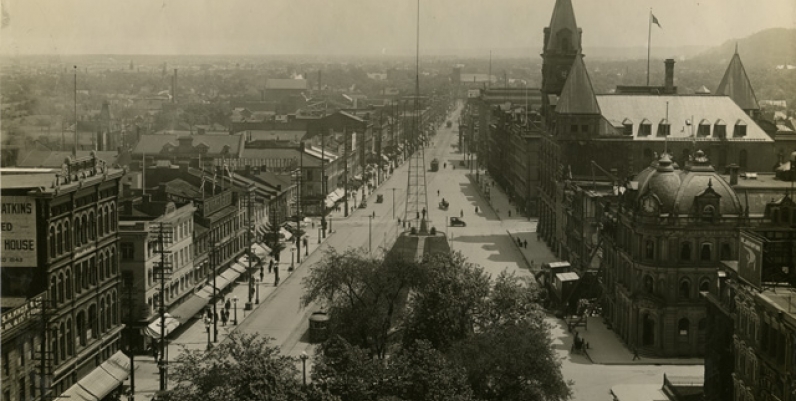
[{"left": 600, "top": 151, "right": 749, "bottom": 358}]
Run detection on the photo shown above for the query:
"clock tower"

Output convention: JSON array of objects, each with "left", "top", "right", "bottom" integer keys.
[{"left": 541, "top": 0, "right": 582, "bottom": 119}]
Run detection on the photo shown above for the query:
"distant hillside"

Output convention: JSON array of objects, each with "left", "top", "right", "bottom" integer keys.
[{"left": 693, "top": 28, "right": 796, "bottom": 67}]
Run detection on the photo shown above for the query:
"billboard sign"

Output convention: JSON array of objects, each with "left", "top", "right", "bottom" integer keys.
[
  {"left": 738, "top": 231, "right": 763, "bottom": 289},
  {"left": 1, "top": 196, "right": 38, "bottom": 267}
]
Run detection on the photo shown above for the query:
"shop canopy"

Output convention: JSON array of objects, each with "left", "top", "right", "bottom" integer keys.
[
  {"left": 145, "top": 313, "right": 180, "bottom": 338},
  {"left": 58, "top": 351, "right": 131, "bottom": 401}
]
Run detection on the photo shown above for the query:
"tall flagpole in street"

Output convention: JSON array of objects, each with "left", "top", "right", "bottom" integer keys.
[{"left": 646, "top": 9, "right": 652, "bottom": 86}]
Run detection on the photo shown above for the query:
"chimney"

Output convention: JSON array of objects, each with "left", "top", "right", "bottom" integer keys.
[
  {"left": 728, "top": 164, "right": 740, "bottom": 185},
  {"left": 664, "top": 59, "right": 675, "bottom": 94}
]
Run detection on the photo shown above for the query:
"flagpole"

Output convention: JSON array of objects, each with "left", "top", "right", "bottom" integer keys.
[{"left": 647, "top": 8, "right": 652, "bottom": 86}]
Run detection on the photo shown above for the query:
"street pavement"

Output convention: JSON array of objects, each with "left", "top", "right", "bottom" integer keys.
[{"left": 126, "top": 101, "right": 704, "bottom": 401}]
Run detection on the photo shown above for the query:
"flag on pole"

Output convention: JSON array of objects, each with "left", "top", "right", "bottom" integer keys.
[{"left": 651, "top": 14, "right": 662, "bottom": 28}]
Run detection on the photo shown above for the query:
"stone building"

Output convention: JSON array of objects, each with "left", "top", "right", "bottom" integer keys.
[
  {"left": 601, "top": 152, "right": 746, "bottom": 357},
  {"left": 1, "top": 154, "right": 128, "bottom": 400}
]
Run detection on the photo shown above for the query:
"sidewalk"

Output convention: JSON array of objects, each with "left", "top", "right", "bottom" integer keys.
[
  {"left": 130, "top": 223, "right": 327, "bottom": 400},
  {"left": 557, "top": 316, "right": 704, "bottom": 366}
]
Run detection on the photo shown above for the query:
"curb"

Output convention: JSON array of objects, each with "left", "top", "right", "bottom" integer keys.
[{"left": 466, "top": 173, "right": 500, "bottom": 220}]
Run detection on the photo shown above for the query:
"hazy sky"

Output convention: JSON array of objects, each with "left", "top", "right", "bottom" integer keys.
[{"left": 1, "top": 0, "right": 794, "bottom": 56}]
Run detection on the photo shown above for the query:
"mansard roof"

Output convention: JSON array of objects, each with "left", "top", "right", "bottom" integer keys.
[{"left": 716, "top": 49, "right": 759, "bottom": 111}]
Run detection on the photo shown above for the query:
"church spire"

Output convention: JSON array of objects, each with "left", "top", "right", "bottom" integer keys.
[
  {"left": 716, "top": 48, "right": 759, "bottom": 112},
  {"left": 545, "top": 0, "right": 581, "bottom": 54},
  {"left": 556, "top": 54, "right": 600, "bottom": 115}
]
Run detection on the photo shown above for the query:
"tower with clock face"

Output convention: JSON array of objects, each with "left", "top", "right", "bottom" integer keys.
[{"left": 541, "top": 0, "right": 583, "bottom": 119}]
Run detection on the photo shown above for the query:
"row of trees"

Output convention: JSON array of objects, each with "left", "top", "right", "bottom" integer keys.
[{"left": 160, "top": 250, "right": 571, "bottom": 401}]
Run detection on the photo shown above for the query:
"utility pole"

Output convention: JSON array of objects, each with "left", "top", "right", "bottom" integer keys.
[
  {"left": 73, "top": 65, "right": 78, "bottom": 157},
  {"left": 344, "top": 127, "right": 349, "bottom": 217},
  {"left": 294, "top": 146, "right": 303, "bottom": 267},
  {"left": 36, "top": 295, "right": 54, "bottom": 401},
  {"left": 368, "top": 215, "right": 373, "bottom": 255},
  {"left": 321, "top": 128, "right": 327, "bottom": 238},
  {"left": 123, "top": 279, "right": 136, "bottom": 401},
  {"left": 247, "top": 185, "right": 255, "bottom": 308},
  {"left": 392, "top": 188, "right": 396, "bottom": 219},
  {"left": 151, "top": 222, "right": 173, "bottom": 392},
  {"left": 210, "top": 240, "right": 219, "bottom": 343}
]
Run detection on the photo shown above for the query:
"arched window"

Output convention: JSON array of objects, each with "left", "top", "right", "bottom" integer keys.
[
  {"left": 81, "top": 214, "right": 88, "bottom": 244},
  {"left": 679, "top": 280, "right": 691, "bottom": 299},
  {"left": 99, "top": 298, "right": 106, "bottom": 333},
  {"left": 701, "top": 243, "right": 712, "bottom": 262},
  {"left": 720, "top": 243, "right": 732, "bottom": 260},
  {"left": 643, "top": 275, "right": 654, "bottom": 293},
  {"left": 49, "top": 226, "right": 57, "bottom": 258},
  {"left": 56, "top": 223, "right": 64, "bottom": 255},
  {"left": 74, "top": 217, "right": 81, "bottom": 247},
  {"left": 65, "top": 318, "right": 74, "bottom": 356},
  {"left": 90, "top": 259, "right": 98, "bottom": 286},
  {"left": 109, "top": 204, "right": 116, "bottom": 232},
  {"left": 98, "top": 252, "right": 105, "bottom": 282},
  {"left": 88, "top": 304, "right": 98, "bottom": 340},
  {"left": 64, "top": 220, "right": 70, "bottom": 250},
  {"left": 702, "top": 205, "right": 715, "bottom": 222},
  {"left": 680, "top": 242, "right": 692, "bottom": 261},
  {"left": 64, "top": 270, "right": 72, "bottom": 300},
  {"left": 59, "top": 322, "right": 66, "bottom": 361},
  {"left": 110, "top": 248, "right": 117, "bottom": 275},
  {"left": 111, "top": 291, "right": 118, "bottom": 325},
  {"left": 50, "top": 277, "right": 57, "bottom": 305},
  {"left": 678, "top": 318, "right": 690, "bottom": 336},
  {"left": 76, "top": 311, "right": 87, "bottom": 346},
  {"left": 98, "top": 207, "right": 104, "bottom": 237},
  {"left": 645, "top": 239, "right": 655, "bottom": 259},
  {"left": 57, "top": 272, "right": 65, "bottom": 303},
  {"left": 699, "top": 279, "right": 710, "bottom": 293},
  {"left": 88, "top": 211, "right": 96, "bottom": 240}
]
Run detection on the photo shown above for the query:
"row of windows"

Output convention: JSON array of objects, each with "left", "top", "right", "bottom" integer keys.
[
  {"left": 641, "top": 148, "right": 748, "bottom": 169},
  {"left": 640, "top": 274, "right": 711, "bottom": 299},
  {"left": 48, "top": 203, "right": 117, "bottom": 259},
  {"left": 49, "top": 247, "right": 117, "bottom": 307},
  {"left": 626, "top": 119, "right": 747, "bottom": 138},
  {"left": 642, "top": 239, "right": 733, "bottom": 263}
]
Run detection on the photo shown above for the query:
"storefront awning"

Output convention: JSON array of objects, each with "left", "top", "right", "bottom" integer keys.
[
  {"left": 145, "top": 314, "right": 180, "bottom": 338},
  {"left": 220, "top": 268, "right": 242, "bottom": 283},
  {"left": 280, "top": 227, "right": 293, "bottom": 241},
  {"left": 170, "top": 294, "right": 209, "bottom": 324},
  {"left": 230, "top": 262, "right": 248, "bottom": 274},
  {"left": 251, "top": 243, "right": 270, "bottom": 259},
  {"left": 196, "top": 276, "right": 232, "bottom": 299},
  {"left": 57, "top": 351, "right": 131, "bottom": 401}
]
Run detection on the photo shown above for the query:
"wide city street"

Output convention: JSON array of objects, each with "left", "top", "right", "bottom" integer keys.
[{"left": 130, "top": 101, "right": 702, "bottom": 401}]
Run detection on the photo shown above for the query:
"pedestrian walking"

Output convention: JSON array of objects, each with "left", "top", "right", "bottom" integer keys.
[
  {"left": 460, "top": 209, "right": 464, "bottom": 218},
  {"left": 224, "top": 298, "right": 231, "bottom": 312},
  {"left": 475, "top": 206, "right": 479, "bottom": 213},
  {"left": 508, "top": 210, "right": 512, "bottom": 217},
  {"left": 373, "top": 211, "right": 376, "bottom": 218},
  {"left": 443, "top": 162, "right": 447, "bottom": 169},
  {"left": 437, "top": 189, "right": 440, "bottom": 196},
  {"left": 524, "top": 239, "right": 528, "bottom": 248},
  {"left": 632, "top": 347, "right": 641, "bottom": 361},
  {"left": 221, "top": 310, "right": 228, "bottom": 326}
]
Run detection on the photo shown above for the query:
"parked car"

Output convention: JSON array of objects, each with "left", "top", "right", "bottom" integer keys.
[{"left": 449, "top": 217, "right": 466, "bottom": 227}]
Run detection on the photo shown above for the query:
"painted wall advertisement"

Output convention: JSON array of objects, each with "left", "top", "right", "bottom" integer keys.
[
  {"left": 738, "top": 231, "right": 763, "bottom": 289},
  {"left": 1, "top": 196, "right": 38, "bottom": 267}
]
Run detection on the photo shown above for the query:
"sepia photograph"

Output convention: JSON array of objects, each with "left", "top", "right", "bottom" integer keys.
[{"left": 1, "top": 1, "right": 795, "bottom": 400}]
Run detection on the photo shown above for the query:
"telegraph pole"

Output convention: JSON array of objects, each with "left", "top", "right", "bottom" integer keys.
[
  {"left": 73, "top": 65, "right": 78, "bottom": 157},
  {"left": 321, "top": 128, "right": 327, "bottom": 238},
  {"left": 344, "top": 127, "right": 349, "bottom": 217},
  {"left": 247, "top": 185, "right": 255, "bottom": 308},
  {"left": 151, "top": 222, "right": 173, "bottom": 391}
]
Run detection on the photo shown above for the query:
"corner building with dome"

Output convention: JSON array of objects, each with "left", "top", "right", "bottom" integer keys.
[{"left": 600, "top": 151, "right": 749, "bottom": 357}]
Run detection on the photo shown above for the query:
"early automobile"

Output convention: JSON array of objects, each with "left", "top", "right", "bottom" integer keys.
[
  {"left": 449, "top": 217, "right": 466, "bottom": 227},
  {"left": 376, "top": 194, "right": 384, "bottom": 203}
]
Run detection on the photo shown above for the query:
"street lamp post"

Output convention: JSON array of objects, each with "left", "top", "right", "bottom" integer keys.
[
  {"left": 391, "top": 188, "right": 396, "bottom": 219},
  {"left": 204, "top": 319, "right": 212, "bottom": 350},
  {"left": 255, "top": 278, "right": 260, "bottom": 304},
  {"left": 232, "top": 296, "right": 238, "bottom": 325},
  {"left": 290, "top": 246, "right": 296, "bottom": 271},
  {"left": 300, "top": 351, "right": 309, "bottom": 386},
  {"left": 368, "top": 215, "right": 373, "bottom": 256}
]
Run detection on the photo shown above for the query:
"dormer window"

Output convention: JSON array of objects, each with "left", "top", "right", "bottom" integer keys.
[
  {"left": 622, "top": 118, "right": 633, "bottom": 136},
  {"left": 714, "top": 119, "right": 727, "bottom": 138},
  {"left": 734, "top": 120, "right": 747, "bottom": 137},
  {"left": 639, "top": 119, "right": 652, "bottom": 136},
  {"left": 697, "top": 119, "right": 711, "bottom": 136},
  {"left": 657, "top": 119, "right": 670, "bottom": 137}
]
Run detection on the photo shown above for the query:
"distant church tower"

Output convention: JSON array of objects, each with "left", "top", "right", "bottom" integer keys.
[{"left": 541, "top": 0, "right": 583, "bottom": 120}]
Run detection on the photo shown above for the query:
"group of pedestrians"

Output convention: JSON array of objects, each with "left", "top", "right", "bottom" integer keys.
[{"left": 516, "top": 237, "right": 528, "bottom": 249}]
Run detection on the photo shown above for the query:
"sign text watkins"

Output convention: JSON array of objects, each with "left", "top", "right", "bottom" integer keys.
[{"left": 1, "top": 196, "right": 38, "bottom": 267}]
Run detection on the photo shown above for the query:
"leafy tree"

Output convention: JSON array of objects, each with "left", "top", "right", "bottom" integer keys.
[
  {"left": 310, "top": 336, "right": 384, "bottom": 401},
  {"left": 162, "top": 333, "right": 306, "bottom": 401},
  {"left": 385, "top": 340, "right": 475, "bottom": 401},
  {"left": 403, "top": 252, "right": 490, "bottom": 350},
  {"left": 302, "top": 249, "right": 421, "bottom": 359}
]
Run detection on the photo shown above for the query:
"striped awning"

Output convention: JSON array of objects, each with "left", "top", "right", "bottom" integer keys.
[{"left": 145, "top": 314, "right": 180, "bottom": 338}]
